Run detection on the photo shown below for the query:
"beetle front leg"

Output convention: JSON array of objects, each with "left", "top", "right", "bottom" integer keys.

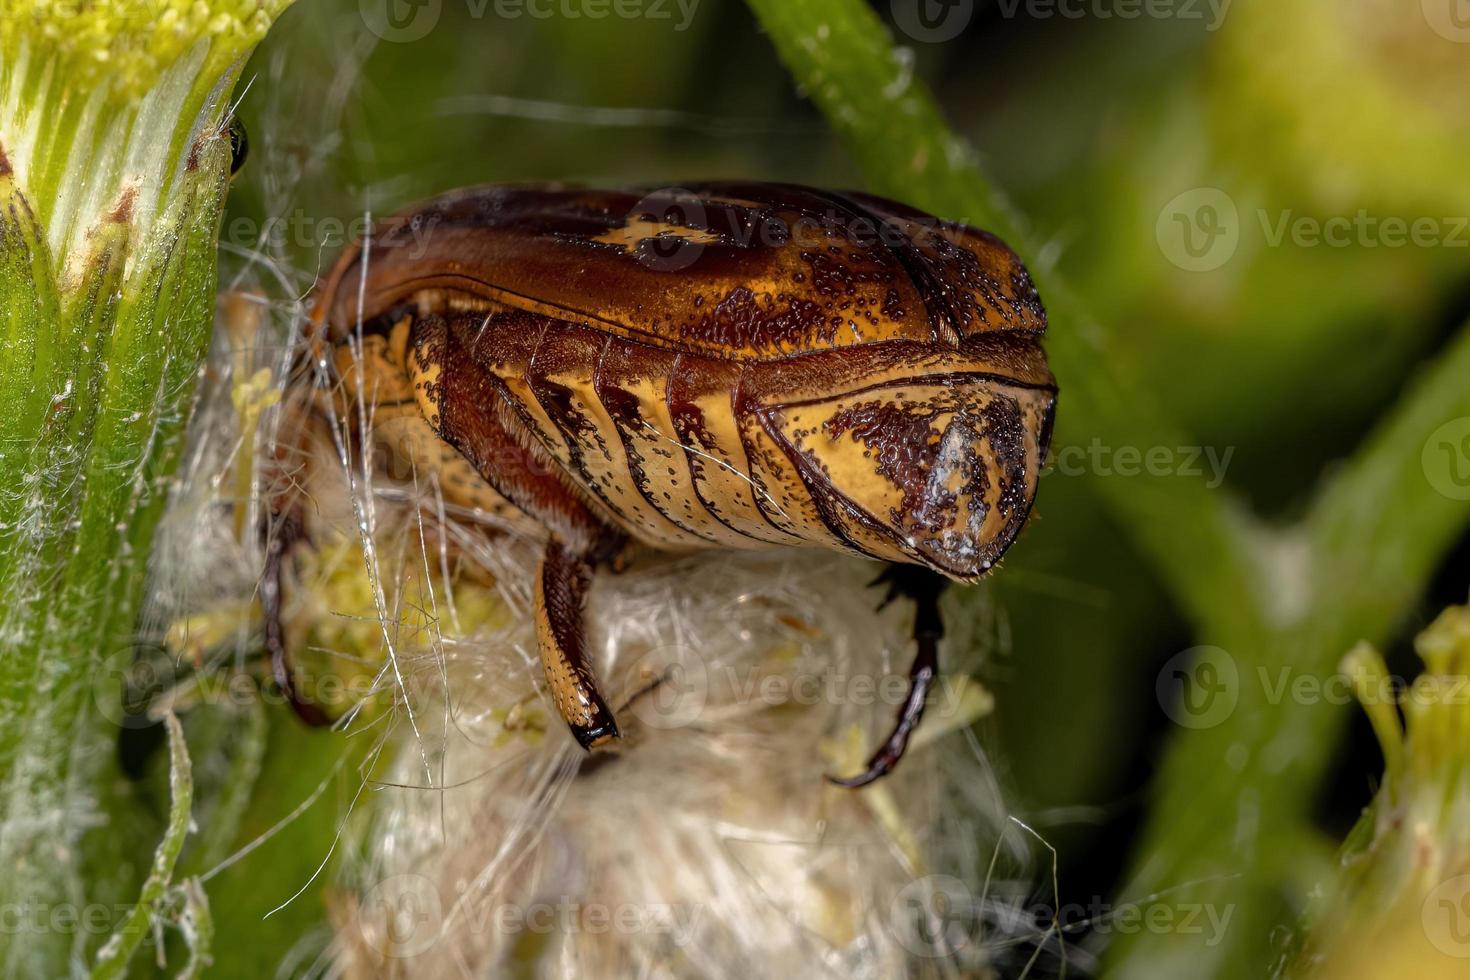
[
  {"left": 261, "top": 512, "right": 334, "bottom": 728},
  {"left": 535, "top": 538, "right": 620, "bottom": 749},
  {"left": 828, "top": 564, "right": 948, "bottom": 788}
]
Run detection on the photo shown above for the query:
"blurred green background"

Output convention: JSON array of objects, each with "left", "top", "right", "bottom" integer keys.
[{"left": 199, "top": 0, "right": 1470, "bottom": 975}]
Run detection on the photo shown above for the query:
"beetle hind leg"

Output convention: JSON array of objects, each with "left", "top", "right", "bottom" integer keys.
[
  {"left": 828, "top": 564, "right": 948, "bottom": 789},
  {"left": 536, "top": 538, "right": 621, "bottom": 749}
]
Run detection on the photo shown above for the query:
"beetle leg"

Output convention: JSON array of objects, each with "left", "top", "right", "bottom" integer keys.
[
  {"left": 261, "top": 513, "right": 334, "bottom": 728},
  {"left": 828, "top": 564, "right": 948, "bottom": 788},
  {"left": 536, "top": 538, "right": 620, "bottom": 749}
]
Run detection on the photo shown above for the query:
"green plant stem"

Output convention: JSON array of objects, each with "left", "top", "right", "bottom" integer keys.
[
  {"left": 0, "top": 6, "right": 291, "bottom": 976},
  {"left": 743, "top": 1, "right": 1470, "bottom": 975},
  {"left": 1110, "top": 323, "right": 1470, "bottom": 977}
]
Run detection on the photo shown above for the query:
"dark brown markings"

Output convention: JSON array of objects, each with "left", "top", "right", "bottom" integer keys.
[
  {"left": 539, "top": 539, "right": 618, "bottom": 745},
  {"left": 974, "top": 394, "right": 1032, "bottom": 537},
  {"left": 681, "top": 284, "right": 832, "bottom": 352},
  {"left": 733, "top": 373, "right": 849, "bottom": 551},
  {"left": 415, "top": 313, "right": 606, "bottom": 552},
  {"left": 881, "top": 288, "right": 906, "bottom": 322},
  {"left": 824, "top": 390, "right": 1035, "bottom": 573},
  {"left": 824, "top": 398, "right": 950, "bottom": 522},
  {"left": 666, "top": 352, "right": 800, "bottom": 545},
  {"left": 525, "top": 323, "right": 633, "bottom": 526},
  {"left": 594, "top": 338, "right": 724, "bottom": 544},
  {"left": 843, "top": 190, "right": 1047, "bottom": 337},
  {"left": 320, "top": 184, "right": 1037, "bottom": 361},
  {"left": 801, "top": 189, "right": 942, "bottom": 343}
]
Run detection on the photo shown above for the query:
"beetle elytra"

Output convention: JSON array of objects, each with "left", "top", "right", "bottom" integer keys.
[{"left": 278, "top": 183, "right": 1055, "bottom": 786}]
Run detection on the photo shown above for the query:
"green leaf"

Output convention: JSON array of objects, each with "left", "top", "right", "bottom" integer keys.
[{"left": 91, "top": 713, "right": 194, "bottom": 980}]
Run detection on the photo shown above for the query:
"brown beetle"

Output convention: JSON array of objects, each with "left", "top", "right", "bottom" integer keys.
[{"left": 278, "top": 183, "right": 1055, "bottom": 786}]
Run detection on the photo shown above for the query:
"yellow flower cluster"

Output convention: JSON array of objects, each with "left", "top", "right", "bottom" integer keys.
[{"left": 0, "top": 0, "right": 292, "bottom": 97}]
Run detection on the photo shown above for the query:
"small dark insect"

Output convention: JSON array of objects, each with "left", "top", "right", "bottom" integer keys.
[
  {"left": 275, "top": 183, "right": 1056, "bottom": 786},
  {"left": 227, "top": 117, "right": 248, "bottom": 177}
]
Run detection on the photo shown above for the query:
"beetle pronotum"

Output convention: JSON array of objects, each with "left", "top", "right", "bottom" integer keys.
[{"left": 274, "top": 183, "right": 1055, "bottom": 786}]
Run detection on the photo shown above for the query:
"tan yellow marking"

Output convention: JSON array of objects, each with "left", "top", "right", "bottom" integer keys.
[
  {"left": 334, "top": 316, "right": 532, "bottom": 529},
  {"left": 408, "top": 336, "right": 443, "bottom": 430},
  {"left": 603, "top": 371, "right": 762, "bottom": 549},
  {"left": 534, "top": 573, "right": 598, "bottom": 731},
  {"left": 412, "top": 288, "right": 500, "bottom": 316},
  {"left": 767, "top": 382, "right": 1053, "bottom": 570},
  {"left": 674, "top": 383, "right": 804, "bottom": 546},
  {"left": 543, "top": 366, "right": 710, "bottom": 550},
  {"left": 332, "top": 323, "right": 417, "bottom": 407},
  {"left": 590, "top": 219, "right": 724, "bottom": 253},
  {"left": 738, "top": 411, "right": 865, "bottom": 557}
]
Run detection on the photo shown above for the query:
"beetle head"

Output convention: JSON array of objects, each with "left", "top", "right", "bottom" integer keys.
[{"left": 759, "top": 376, "right": 1054, "bottom": 581}]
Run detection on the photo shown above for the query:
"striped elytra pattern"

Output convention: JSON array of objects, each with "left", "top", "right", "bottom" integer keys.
[{"left": 284, "top": 183, "right": 1057, "bottom": 785}]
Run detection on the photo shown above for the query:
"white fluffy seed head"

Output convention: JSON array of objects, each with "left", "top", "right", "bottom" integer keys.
[{"left": 143, "top": 265, "right": 1041, "bottom": 977}]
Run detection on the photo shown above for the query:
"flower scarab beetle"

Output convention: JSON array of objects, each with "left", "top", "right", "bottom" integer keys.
[{"left": 276, "top": 183, "right": 1055, "bottom": 786}]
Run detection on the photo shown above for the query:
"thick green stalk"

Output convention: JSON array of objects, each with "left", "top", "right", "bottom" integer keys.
[
  {"left": 0, "top": 4, "right": 291, "bottom": 975},
  {"left": 1109, "top": 323, "right": 1470, "bottom": 978},
  {"left": 743, "top": 1, "right": 1470, "bottom": 976}
]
